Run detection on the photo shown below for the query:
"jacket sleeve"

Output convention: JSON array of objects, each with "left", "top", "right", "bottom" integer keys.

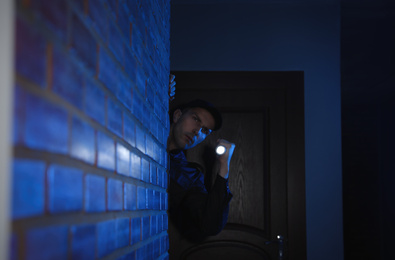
[{"left": 180, "top": 174, "right": 233, "bottom": 236}]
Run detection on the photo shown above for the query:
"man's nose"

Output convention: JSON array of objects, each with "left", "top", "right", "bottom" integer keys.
[{"left": 192, "top": 127, "right": 202, "bottom": 136}]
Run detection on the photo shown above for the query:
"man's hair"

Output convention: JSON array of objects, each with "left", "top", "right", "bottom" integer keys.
[{"left": 169, "top": 99, "right": 222, "bottom": 131}]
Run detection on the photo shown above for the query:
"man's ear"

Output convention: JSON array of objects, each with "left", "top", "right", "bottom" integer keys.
[{"left": 173, "top": 109, "right": 182, "bottom": 123}]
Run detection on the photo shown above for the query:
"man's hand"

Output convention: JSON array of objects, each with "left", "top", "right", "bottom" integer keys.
[
  {"left": 169, "top": 74, "right": 176, "bottom": 101},
  {"left": 216, "top": 139, "right": 236, "bottom": 179}
]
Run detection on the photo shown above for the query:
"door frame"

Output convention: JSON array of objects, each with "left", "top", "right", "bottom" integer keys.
[{"left": 170, "top": 71, "right": 306, "bottom": 260}]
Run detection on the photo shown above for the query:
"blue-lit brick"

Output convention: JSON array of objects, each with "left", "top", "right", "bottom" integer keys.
[
  {"left": 155, "top": 191, "right": 160, "bottom": 210},
  {"left": 163, "top": 168, "right": 168, "bottom": 188},
  {"left": 157, "top": 122, "right": 163, "bottom": 145},
  {"left": 97, "top": 131, "right": 115, "bottom": 171},
  {"left": 48, "top": 165, "right": 83, "bottom": 213},
  {"left": 157, "top": 168, "right": 163, "bottom": 187},
  {"left": 71, "top": 224, "right": 96, "bottom": 260},
  {"left": 162, "top": 123, "right": 169, "bottom": 146},
  {"left": 131, "top": 218, "right": 141, "bottom": 244},
  {"left": 150, "top": 164, "right": 157, "bottom": 185},
  {"left": 71, "top": 117, "right": 95, "bottom": 164},
  {"left": 165, "top": 193, "right": 168, "bottom": 210},
  {"left": 12, "top": 159, "right": 45, "bottom": 219},
  {"left": 124, "top": 183, "right": 137, "bottom": 211},
  {"left": 107, "top": 178, "right": 123, "bottom": 211},
  {"left": 84, "top": 80, "right": 105, "bottom": 125},
  {"left": 117, "top": 143, "right": 130, "bottom": 176},
  {"left": 136, "top": 245, "right": 148, "bottom": 259},
  {"left": 26, "top": 226, "right": 68, "bottom": 260},
  {"left": 108, "top": 21, "right": 124, "bottom": 64},
  {"left": 97, "top": 220, "right": 117, "bottom": 257},
  {"left": 142, "top": 53, "right": 153, "bottom": 81},
  {"left": 136, "top": 246, "right": 146, "bottom": 260},
  {"left": 118, "top": 2, "right": 131, "bottom": 38},
  {"left": 36, "top": 0, "right": 68, "bottom": 41},
  {"left": 141, "top": 216, "right": 150, "bottom": 240},
  {"left": 116, "top": 218, "right": 130, "bottom": 248},
  {"left": 150, "top": 114, "right": 158, "bottom": 140},
  {"left": 124, "top": 50, "right": 137, "bottom": 83},
  {"left": 117, "top": 252, "right": 135, "bottom": 260},
  {"left": 137, "top": 186, "right": 146, "bottom": 209},
  {"left": 15, "top": 18, "right": 46, "bottom": 87},
  {"left": 71, "top": 14, "right": 96, "bottom": 72},
  {"left": 98, "top": 47, "right": 118, "bottom": 95},
  {"left": 143, "top": 104, "right": 151, "bottom": 131},
  {"left": 85, "top": 174, "right": 106, "bottom": 212},
  {"left": 147, "top": 31, "right": 155, "bottom": 61},
  {"left": 130, "top": 152, "right": 141, "bottom": 180},
  {"left": 160, "top": 235, "right": 166, "bottom": 255},
  {"left": 153, "top": 141, "right": 160, "bottom": 162},
  {"left": 132, "top": 92, "right": 143, "bottom": 123},
  {"left": 136, "top": 63, "right": 147, "bottom": 95},
  {"left": 125, "top": 1, "right": 139, "bottom": 19},
  {"left": 160, "top": 235, "right": 167, "bottom": 256},
  {"left": 105, "top": 0, "right": 117, "bottom": 18},
  {"left": 52, "top": 48, "right": 83, "bottom": 109},
  {"left": 107, "top": 99, "right": 123, "bottom": 137},
  {"left": 154, "top": 94, "right": 161, "bottom": 118},
  {"left": 24, "top": 93, "right": 68, "bottom": 154},
  {"left": 124, "top": 115, "right": 136, "bottom": 147},
  {"left": 158, "top": 168, "right": 164, "bottom": 187},
  {"left": 158, "top": 214, "right": 163, "bottom": 233},
  {"left": 117, "top": 73, "right": 132, "bottom": 110},
  {"left": 165, "top": 150, "right": 169, "bottom": 170},
  {"left": 146, "top": 134, "right": 154, "bottom": 159},
  {"left": 131, "top": 28, "right": 144, "bottom": 63},
  {"left": 88, "top": 0, "right": 108, "bottom": 41},
  {"left": 147, "top": 189, "right": 154, "bottom": 209},
  {"left": 161, "top": 192, "right": 166, "bottom": 211},
  {"left": 163, "top": 214, "right": 168, "bottom": 230},
  {"left": 142, "top": 158, "right": 149, "bottom": 183},
  {"left": 135, "top": 125, "right": 145, "bottom": 153},
  {"left": 165, "top": 111, "right": 170, "bottom": 129},
  {"left": 146, "top": 242, "right": 154, "bottom": 260},
  {"left": 153, "top": 238, "right": 160, "bottom": 258},
  {"left": 151, "top": 215, "right": 157, "bottom": 235},
  {"left": 160, "top": 104, "right": 167, "bottom": 126}
]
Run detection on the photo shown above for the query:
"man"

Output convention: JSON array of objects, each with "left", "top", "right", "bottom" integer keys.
[{"left": 167, "top": 98, "right": 236, "bottom": 243}]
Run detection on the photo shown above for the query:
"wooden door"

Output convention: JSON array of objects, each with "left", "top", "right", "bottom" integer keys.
[{"left": 168, "top": 71, "right": 306, "bottom": 260}]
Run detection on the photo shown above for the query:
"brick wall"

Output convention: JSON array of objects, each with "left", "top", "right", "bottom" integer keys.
[{"left": 11, "top": 0, "right": 170, "bottom": 259}]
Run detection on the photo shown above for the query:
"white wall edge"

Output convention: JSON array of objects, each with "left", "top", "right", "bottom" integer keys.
[{"left": 0, "top": 0, "right": 14, "bottom": 259}]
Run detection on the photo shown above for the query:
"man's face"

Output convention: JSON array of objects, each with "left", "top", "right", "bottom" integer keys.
[{"left": 169, "top": 107, "right": 216, "bottom": 150}]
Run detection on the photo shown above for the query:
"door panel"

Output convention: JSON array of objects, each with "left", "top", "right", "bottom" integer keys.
[{"left": 168, "top": 71, "right": 306, "bottom": 260}]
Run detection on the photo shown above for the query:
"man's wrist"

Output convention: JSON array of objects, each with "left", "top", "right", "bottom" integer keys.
[{"left": 218, "top": 166, "right": 229, "bottom": 179}]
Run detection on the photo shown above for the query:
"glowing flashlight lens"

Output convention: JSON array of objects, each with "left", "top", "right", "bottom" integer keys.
[{"left": 216, "top": 145, "right": 226, "bottom": 155}]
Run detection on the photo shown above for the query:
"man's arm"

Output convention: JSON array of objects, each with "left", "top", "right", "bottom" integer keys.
[
  {"left": 181, "top": 175, "right": 232, "bottom": 237},
  {"left": 180, "top": 139, "right": 236, "bottom": 237}
]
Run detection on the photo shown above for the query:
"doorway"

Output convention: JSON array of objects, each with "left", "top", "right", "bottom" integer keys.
[{"left": 168, "top": 71, "right": 306, "bottom": 260}]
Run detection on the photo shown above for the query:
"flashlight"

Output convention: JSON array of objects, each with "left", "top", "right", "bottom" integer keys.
[{"left": 216, "top": 145, "right": 226, "bottom": 155}]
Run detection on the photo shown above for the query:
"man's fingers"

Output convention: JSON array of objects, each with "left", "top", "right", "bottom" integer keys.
[{"left": 217, "top": 139, "right": 235, "bottom": 149}]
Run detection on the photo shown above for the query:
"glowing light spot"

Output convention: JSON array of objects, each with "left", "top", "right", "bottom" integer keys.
[{"left": 216, "top": 145, "right": 226, "bottom": 155}]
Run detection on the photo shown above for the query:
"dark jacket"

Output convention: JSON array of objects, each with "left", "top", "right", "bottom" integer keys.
[{"left": 168, "top": 149, "right": 232, "bottom": 242}]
